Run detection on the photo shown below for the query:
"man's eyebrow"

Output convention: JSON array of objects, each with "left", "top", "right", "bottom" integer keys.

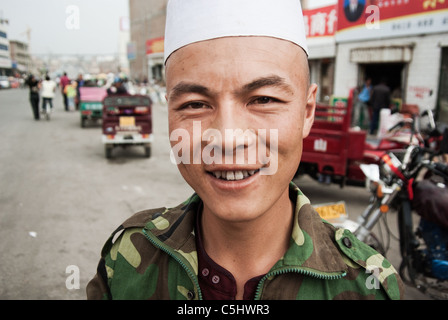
[
  {"left": 168, "top": 82, "right": 212, "bottom": 101},
  {"left": 238, "top": 75, "right": 293, "bottom": 96},
  {"left": 168, "top": 76, "right": 293, "bottom": 101}
]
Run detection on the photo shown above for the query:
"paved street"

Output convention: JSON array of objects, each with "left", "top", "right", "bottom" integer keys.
[{"left": 0, "top": 88, "right": 430, "bottom": 299}]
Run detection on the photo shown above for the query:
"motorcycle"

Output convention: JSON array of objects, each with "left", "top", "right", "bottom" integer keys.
[{"left": 323, "top": 111, "right": 448, "bottom": 299}]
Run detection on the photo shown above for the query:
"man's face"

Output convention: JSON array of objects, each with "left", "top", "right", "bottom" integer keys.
[{"left": 166, "top": 36, "right": 316, "bottom": 223}]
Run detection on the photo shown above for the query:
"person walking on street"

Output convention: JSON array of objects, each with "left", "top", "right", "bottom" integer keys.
[
  {"left": 64, "top": 81, "right": 77, "bottom": 111},
  {"left": 75, "top": 73, "right": 84, "bottom": 110},
  {"left": 27, "top": 74, "right": 40, "bottom": 120},
  {"left": 59, "top": 72, "right": 70, "bottom": 111},
  {"left": 41, "top": 75, "right": 57, "bottom": 113},
  {"left": 352, "top": 78, "right": 371, "bottom": 130},
  {"left": 369, "top": 78, "right": 391, "bottom": 135}
]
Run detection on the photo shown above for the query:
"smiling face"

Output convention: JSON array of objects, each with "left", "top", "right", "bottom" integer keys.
[{"left": 166, "top": 36, "right": 316, "bottom": 223}]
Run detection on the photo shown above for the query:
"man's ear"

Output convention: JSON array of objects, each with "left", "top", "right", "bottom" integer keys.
[{"left": 302, "top": 83, "right": 317, "bottom": 139}]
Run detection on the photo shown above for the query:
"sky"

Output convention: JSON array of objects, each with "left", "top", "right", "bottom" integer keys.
[
  {"left": 0, "top": 0, "right": 335, "bottom": 57},
  {"left": 1, "top": 0, "right": 129, "bottom": 56}
]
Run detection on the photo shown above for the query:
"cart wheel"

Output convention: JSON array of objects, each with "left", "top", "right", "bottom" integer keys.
[
  {"left": 105, "top": 145, "right": 113, "bottom": 159},
  {"left": 81, "top": 117, "right": 86, "bottom": 128},
  {"left": 144, "top": 146, "right": 151, "bottom": 158}
]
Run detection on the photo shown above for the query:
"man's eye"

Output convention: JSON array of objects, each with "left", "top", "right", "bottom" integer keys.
[
  {"left": 181, "top": 102, "right": 209, "bottom": 110},
  {"left": 249, "top": 97, "right": 278, "bottom": 105}
]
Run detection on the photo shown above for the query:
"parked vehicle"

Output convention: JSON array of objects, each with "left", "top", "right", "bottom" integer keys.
[
  {"left": 0, "top": 76, "right": 10, "bottom": 89},
  {"left": 79, "top": 86, "right": 107, "bottom": 128},
  {"left": 297, "top": 101, "right": 367, "bottom": 187},
  {"left": 102, "top": 94, "right": 153, "bottom": 159},
  {"left": 316, "top": 113, "right": 448, "bottom": 299},
  {"left": 296, "top": 97, "right": 441, "bottom": 187}
]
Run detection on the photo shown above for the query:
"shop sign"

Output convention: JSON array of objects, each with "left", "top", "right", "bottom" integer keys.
[
  {"left": 336, "top": 0, "right": 448, "bottom": 42},
  {"left": 350, "top": 45, "right": 413, "bottom": 63},
  {"left": 146, "top": 37, "right": 165, "bottom": 55},
  {"left": 127, "top": 42, "right": 136, "bottom": 61},
  {"left": 303, "top": 4, "right": 338, "bottom": 38}
]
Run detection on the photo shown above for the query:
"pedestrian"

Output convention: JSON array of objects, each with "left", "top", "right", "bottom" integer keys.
[
  {"left": 369, "top": 78, "right": 391, "bottom": 135},
  {"left": 75, "top": 73, "right": 84, "bottom": 110},
  {"left": 59, "top": 72, "right": 70, "bottom": 111},
  {"left": 106, "top": 78, "right": 128, "bottom": 95},
  {"left": 87, "top": 0, "right": 403, "bottom": 300},
  {"left": 64, "top": 81, "right": 77, "bottom": 111},
  {"left": 26, "top": 74, "right": 40, "bottom": 120},
  {"left": 352, "top": 78, "right": 372, "bottom": 129},
  {"left": 41, "top": 75, "right": 56, "bottom": 113}
]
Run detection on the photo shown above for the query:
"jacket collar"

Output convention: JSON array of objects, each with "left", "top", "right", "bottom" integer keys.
[{"left": 143, "top": 182, "right": 348, "bottom": 276}]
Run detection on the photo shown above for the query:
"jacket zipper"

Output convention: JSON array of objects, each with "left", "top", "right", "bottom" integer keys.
[
  {"left": 254, "top": 267, "right": 346, "bottom": 300},
  {"left": 143, "top": 229, "right": 346, "bottom": 301},
  {"left": 142, "top": 228, "right": 203, "bottom": 300}
]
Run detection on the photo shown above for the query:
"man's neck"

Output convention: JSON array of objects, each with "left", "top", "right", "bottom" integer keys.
[{"left": 200, "top": 189, "right": 294, "bottom": 295}]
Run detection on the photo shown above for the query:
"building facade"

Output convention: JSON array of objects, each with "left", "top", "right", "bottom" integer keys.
[
  {"left": 9, "top": 40, "right": 31, "bottom": 75},
  {"left": 0, "top": 19, "right": 12, "bottom": 76},
  {"left": 333, "top": 0, "right": 448, "bottom": 121},
  {"left": 128, "top": 0, "right": 167, "bottom": 83}
]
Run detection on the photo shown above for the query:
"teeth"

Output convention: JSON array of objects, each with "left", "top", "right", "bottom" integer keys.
[
  {"left": 234, "top": 171, "right": 243, "bottom": 180},
  {"left": 212, "top": 170, "right": 258, "bottom": 181}
]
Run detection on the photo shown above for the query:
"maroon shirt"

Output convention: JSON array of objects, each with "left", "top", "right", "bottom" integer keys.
[{"left": 195, "top": 208, "right": 265, "bottom": 300}]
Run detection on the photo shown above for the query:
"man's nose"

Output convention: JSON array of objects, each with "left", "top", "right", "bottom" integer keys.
[{"left": 207, "top": 101, "right": 257, "bottom": 159}]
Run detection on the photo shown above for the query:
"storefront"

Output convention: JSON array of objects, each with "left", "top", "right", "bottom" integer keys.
[
  {"left": 146, "top": 36, "right": 165, "bottom": 83},
  {"left": 333, "top": 0, "right": 448, "bottom": 117}
]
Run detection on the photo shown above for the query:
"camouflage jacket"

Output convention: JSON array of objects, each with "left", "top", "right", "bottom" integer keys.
[{"left": 86, "top": 182, "right": 404, "bottom": 300}]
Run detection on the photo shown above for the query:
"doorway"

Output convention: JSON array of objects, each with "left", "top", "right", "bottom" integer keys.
[{"left": 360, "top": 63, "right": 406, "bottom": 102}]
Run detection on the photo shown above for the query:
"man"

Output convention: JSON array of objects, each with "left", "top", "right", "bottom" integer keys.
[
  {"left": 87, "top": 0, "right": 403, "bottom": 300},
  {"left": 344, "top": 0, "right": 365, "bottom": 22},
  {"left": 41, "top": 75, "right": 57, "bottom": 112},
  {"left": 352, "top": 78, "right": 372, "bottom": 129},
  {"left": 27, "top": 74, "right": 40, "bottom": 120},
  {"left": 369, "top": 78, "right": 391, "bottom": 135}
]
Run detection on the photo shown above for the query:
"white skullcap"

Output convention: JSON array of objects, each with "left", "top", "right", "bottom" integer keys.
[{"left": 164, "top": 0, "right": 308, "bottom": 63}]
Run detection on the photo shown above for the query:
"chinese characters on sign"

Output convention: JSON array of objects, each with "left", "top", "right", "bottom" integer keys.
[{"left": 303, "top": 5, "right": 338, "bottom": 38}]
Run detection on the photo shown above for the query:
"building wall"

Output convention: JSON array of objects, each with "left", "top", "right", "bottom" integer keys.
[
  {"left": 128, "top": 0, "right": 167, "bottom": 82},
  {"left": 0, "top": 22, "right": 12, "bottom": 75},
  {"left": 9, "top": 40, "right": 31, "bottom": 73}
]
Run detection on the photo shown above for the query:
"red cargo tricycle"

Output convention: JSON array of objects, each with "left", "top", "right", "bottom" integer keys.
[{"left": 296, "top": 95, "right": 423, "bottom": 187}]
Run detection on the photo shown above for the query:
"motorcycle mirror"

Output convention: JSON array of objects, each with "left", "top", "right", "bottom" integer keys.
[{"left": 360, "top": 164, "right": 380, "bottom": 183}]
